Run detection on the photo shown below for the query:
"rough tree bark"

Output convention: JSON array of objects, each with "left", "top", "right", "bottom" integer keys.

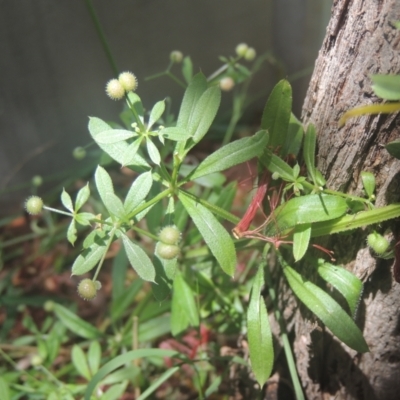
[{"left": 295, "top": 1, "right": 400, "bottom": 399}]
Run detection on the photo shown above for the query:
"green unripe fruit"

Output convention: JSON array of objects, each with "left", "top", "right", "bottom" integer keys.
[
  {"left": 77, "top": 279, "right": 97, "bottom": 301},
  {"left": 367, "top": 232, "right": 390, "bottom": 255},
  {"left": 73, "top": 146, "right": 86, "bottom": 160},
  {"left": 106, "top": 78, "right": 125, "bottom": 100},
  {"left": 156, "top": 242, "right": 180, "bottom": 260},
  {"left": 170, "top": 50, "right": 183, "bottom": 63},
  {"left": 158, "top": 225, "right": 181, "bottom": 245},
  {"left": 31, "top": 355, "right": 44, "bottom": 366},
  {"left": 244, "top": 47, "right": 256, "bottom": 61},
  {"left": 32, "top": 175, "right": 43, "bottom": 187},
  {"left": 25, "top": 196, "right": 44, "bottom": 215},
  {"left": 219, "top": 77, "right": 235, "bottom": 92},
  {"left": 118, "top": 71, "right": 138, "bottom": 92},
  {"left": 235, "top": 43, "right": 248, "bottom": 57}
]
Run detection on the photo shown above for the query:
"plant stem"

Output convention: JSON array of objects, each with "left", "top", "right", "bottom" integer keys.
[
  {"left": 264, "top": 252, "right": 305, "bottom": 400},
  {"left": 93, "top": 227, "right": 116, "bottom": 281},
  {"left": 84, "top": 0, "right": 119, "bottom": 76}
]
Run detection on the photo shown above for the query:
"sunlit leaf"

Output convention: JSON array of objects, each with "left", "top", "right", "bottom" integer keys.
[
  {"left": 94, "top": 129, "right": 137, "bottom": 144},
  {"left": 178, "top": 192, "right": 236, "bottom": 276},
  {"left": 121, "top": 234, "right": 155, "bottom": 282},
  {"left": 124, "top": 171, "right": 153, "bottom": 215},
  {"left": 148, "top": 100, "right": 165, "bottom": 130},
  {"left": 146, "top": 139, "right": 161, "bottom": 165},
  {"left": 247, "top": 266, "right": 273, "bottom": 387},
  {"left": 72, "top": 345, "right": 91, "bottom": 380},
  {"left": 282, "top": 261, "right": 368, "bottom": 353},
  {"left": 303, "top": 124, "right": 317, "bottom": 185},
  {"left": 61, "top": 189, "right": 73, "bottom": 212},
  {"left": 71, "top": 243, "right": 107, "bottom": 275},
  {"left": 293, "top": 223, "right": 311, "bottom": 262},
  {"left": 75, "top": 183, "right": 90, "bottom": 212},
  {"left": 67, "top": 220, "right": 77, "bottom": 246}
]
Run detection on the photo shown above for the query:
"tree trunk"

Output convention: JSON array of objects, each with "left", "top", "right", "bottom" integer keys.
[{"left": 296, "top": 1, "right": 400, "bottom": 399}]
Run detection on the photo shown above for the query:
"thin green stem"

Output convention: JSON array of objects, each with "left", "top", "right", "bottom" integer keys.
[
  {"left": 264, "top": 252, "right": 305, "bottom": 400},
  {"left": 84, "top": 0, "right": 118, "bottom": 76},
  {"left": 178, "top": 188, "right": 240, "bottom": 224},
  {"left": 43, "top": 206, "right": 73, "bottom": 218},
  {"left": 125, "top": 97, "right": 146, "bottom": 131},
  {"left": 125, "top": 188, "right": 171, "bottom": 220},
  {"left": 93, "top": 227, "right": 116, "bottom": 281},
  {"left": 165, "top": 72, "right": 186, "bottom": 88}
]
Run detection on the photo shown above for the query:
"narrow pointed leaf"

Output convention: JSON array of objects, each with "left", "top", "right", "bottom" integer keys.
[
  {"left": 124, "top": 171, "right": 153, "bottom": 214},
  {"left": 178, "top": 192, "right": 236, "bottom": 276},
  {"left": 188, "top": 130, "right": 269, "bottom": 181},
  {"left": 177, "top": 73, "right": 208, "bottom": 130},
  {"left": 260, "top": 148, "right": 294, "bottom": 182},
  {"left": 371, "top": 74, "right": 400, "bottom": 100},
  {"left": 261, "top": 79, "right": 292, "bottom": 154},
  {"left": 75, "top": 183, "right": 90, "bottom": 212},
  {"left": 53, "top": 303, "right": 102, "bottom": 339},
  {"left": 95, "top": 165, "right": 114, "bottom": 203},
  {"left": 61, "top": 189, "right": 74, "bottom": 212},
  {"left": 94, "top": 129, "right": 137, "bottom": 144},
  {"left": 75, "top": 212, "right": 96, "bottom": 226},
  {"left": 171, "top": 273, "right": 199, "bottom": 336},
  {"left": 88, "top": 117, "right": 148, "bottom": 168},
  {"left": 148, "top": 100, "right": 165, "bottom": 129},
  {"left": 182, "top": 56, "right": 193, "bottom": 84},
  {"left": 385, "top": 139, "right": 400, "bottom": 159},
  {"left": 146, "top": 139, "right": 161, "bottom": 165},
  {"left": 87, "top": 341, "right": 102, "bottom": 376},
  {"left": 161, "top": 127, "right": 188, "bottom": 141},
  {"left": 72, "top": 345, "right": 91, "bottom": 380},
  {"left": 317, "top": 261, "right": 363, "bottom": 317},
  {"left": 121, "top": 137, "right": 142, "bottom": 167},
  {"left": 282, "top": 262, "right": 368, "bottom": 353},
  {"left": 190, "top": 86, "right": 221, "bottom": 144},
  {"left": 71, "top": 243, "right": 107, "bottom": 275},
  {"left": 247, "top": 266, "right": 274, "bottom": 387},
  {"left": 303, "top": 124, "right": 317, "bottom": 184},
  {"left": 121, "top": 234, "right": 155, "bottom": 282},
  {"left": 293, "top": 223, "right": 311, "bottom": 262},
  {"left": 67, "top": 220, "right": 77, "bottom": 246}
]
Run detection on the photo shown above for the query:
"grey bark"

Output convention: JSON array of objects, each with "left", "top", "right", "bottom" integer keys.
[{"left": 296, "top": 0, "right": 400, "bottom": 399}]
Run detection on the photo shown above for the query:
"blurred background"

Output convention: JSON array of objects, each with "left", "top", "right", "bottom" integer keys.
[{"left": 0, "top": 0, "right": 332, "bottom": 216}]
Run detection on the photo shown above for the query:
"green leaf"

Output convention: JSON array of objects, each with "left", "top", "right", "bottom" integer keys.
[
  {"left": 161, "top": 126, "right": 188, "bottom": 141},
  {"left": 385, "top": 139, "right": 400, "bottom": 160},
  {"left": 61, "top": 189, "right": 73, "bottom": 212},
  {"left": 247, "top": 266, "right": 274, "bottom": 387},
  {"left": 75, "top": 183, "right": 90, "bottom": 212},
  {"left": 148, "top": 100, "right": 165, "bottom": 129},
  {"left": 105, "top": 192, "right": 126, "bottom": 219},
  {"left": 121, "top": 234, "right": 155, "bottom": 282},
  {"left": 84, "top": 349, "right": 180, "bottom": 400},
  {"left": 178, "top": 192, "right": 237, "bottom": 276},
  {"left": 303, "top": 124, "right": 317, "bottom": 185},
  {"left": 126, "top": 92, "right": 144, "bottom": 118},
  {"left": 283, "top": 113, "right": 304, "bottom": 157},
  {"left": 189, "top": 86, "right": 221, "bottom": 144},
  {"left": 111, "top": 279, "right": 142, "bottom": 321},
  {"left": 75, "top": 212, "right": 96, "bottom": 226},
  {"left": 266, "top": 194, "right": 348, "bottom": 237},
  {"left": 87, "top": 341, "right": 102, "bottom": 376},
  {"left": 137, "top": 367, "right": 180, "bottom": 400},
  {"left": 71, "top": 242, "right": 107, "bottom": 275},
  {"left": 146, "top": 139, "right": 161, "bottom": 165},
  {"left": 360, "top": 171, "right": 376, "bottom": 199},
  {"left": 177, "top": 73, "right": 208, "bottom": 131},
  {"left": 124, "top": 171, "right": 153, "bottom": 215},
  {"left": 317, "top": 261, "right": 363, "bottom": 317},
  {"left": 102, "top": 381, "right": 129, "bottom": 400},
  {"left": 0, "top": 377, "right": 10, "bottom": 400},
  {"left": 292, "top": 223, "right": 311, "bottom": 262},
  {"left": 282, "top": 262, "right": 368, "bottom": 353},
  {"left": 371, "top": 74, "right": 400, "bottom": 100},
  {"left": 95, "top": 165, "right": 115, "bottom": 205},
  {"left": 182, "top": 56, "right": 193, "bottom": 84},
  {"left": 72, "top": 345, "right": 91, "bottom": 380},
  {"left": 94, "top": 129, "right": 136, "bottom": 144},
  {"left": 67, "top": 220, "right": 77, "bottom": 246},
  {"left": 171, "top": 273, "right": 199, "bottom": 336},
  {"left": 259, "top": 147, "right": 294, "bottom": 182},
  {"left": 53, "top": 303, "right": 102, "bottom": 339},
  {"left": 121, "top": 137, "right": 143, "bottom": 167},
  {"left": 261, "top": 79, "right": 292, "bottom": 154},
  {"left": 88, "top": 117, "right": 148, "bottom": 168},
  {"left": 187, "top": 130, "right": 269, "bottom": 181}
]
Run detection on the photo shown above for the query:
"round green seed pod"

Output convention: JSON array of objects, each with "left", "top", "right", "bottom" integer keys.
[
  {"left": 156, "top": 242, "right": 180, "bottom": 260},
  {"left": 235, "top": 43, "right": 248, "bottom": 57},
  {"left": 77, "top": 279, "right": 97, "bottom": 301},
  {"left": 106, "top": 78, "right": 125, "bottom": 100},
  {"left": 219, "top": 77, "right": 235, "bottom": 92},
  {"left": 158, "top": 225, "right": 181, "bottom": 245},
  {"left": 367, "top": 232, "right": 390, "bottom": 255},
  {"left": 25, "top": 196, "right": 44, "bottom": 215},
  {"left": 170, "top": 50, "right": 183, "bottom": 63},
  {"left": 244, "top": 47, "right": 256, "bottom": 61},
  {"left": 31, "top": 355, "right": 43, "bottom": 366},
  {"left": 73, "top": 146, "right": 86, "bottom": 160}
]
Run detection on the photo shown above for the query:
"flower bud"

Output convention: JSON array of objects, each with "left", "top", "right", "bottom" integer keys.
[
  {"left": 170, "top": 50, "right": 183, "bottom": 63},
  {"left": 73, "top": 146, "right": 86, "bottom": 160},
  {"left": 219, "top": 77, "right": 235, "bottom": 92},
  {"left": 106, "top": 78, "right": 125, "bottom": 100},
  {"left": 118, "top": 71, "right": 138, "bottom": 92},
  {"left": 235, "top": 43, "right": 249, "bottom": 57},
  {"left": 244, "top": 47, "right": 256, "bottom": 61},
  {"left": 25, "top": 196, "right": 44, "bottom": 215}
]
